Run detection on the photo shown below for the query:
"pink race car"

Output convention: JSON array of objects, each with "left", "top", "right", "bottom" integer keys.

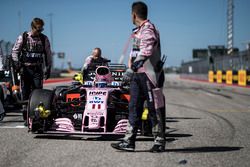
[{"left": 27, "top": 64, "right": 130, "bottom": 135}]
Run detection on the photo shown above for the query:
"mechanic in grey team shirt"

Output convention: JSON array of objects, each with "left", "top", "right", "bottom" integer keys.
[
  {"left": 11, "top": 17, "right": 52, "bottom": 124},
  {"left": 111, "top": 1, "right": 166, "bottom": 152}
]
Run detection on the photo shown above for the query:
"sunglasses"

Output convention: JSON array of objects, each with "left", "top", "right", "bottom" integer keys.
[{"left": 33, "top": 26, "right": 44, "bottom": 33}]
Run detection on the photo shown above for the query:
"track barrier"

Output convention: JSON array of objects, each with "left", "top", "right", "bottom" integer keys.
[{"left": 208, "top": 70, "right": 250, "bottom": 87}]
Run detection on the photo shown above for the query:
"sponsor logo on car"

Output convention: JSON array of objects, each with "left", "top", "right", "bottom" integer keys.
[
  {"left": 89, "top": 96, "right": 104, "bottom": 104},
  {"left": 89, "top": 91, "right": 107, "bottom": 96}
]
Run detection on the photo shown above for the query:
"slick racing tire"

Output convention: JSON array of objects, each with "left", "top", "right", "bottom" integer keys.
[
  {"left": 0, "top": 100, "right": 5, "bottom": 121},
  {"left": 28, "top": 89, "right": 54, "bottom": 132},
  {"left": 0, "top": 113, "right": 4, "bottom": 122},
  {"left": 0, "top": 86, "right": 4, "bottom": 102}
]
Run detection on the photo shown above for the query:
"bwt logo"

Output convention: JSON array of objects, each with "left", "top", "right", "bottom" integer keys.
[
  {"left": 89, "top": 91, "right": 107, "bottom": 96},
  {"left": 89, "top": 96, "right": 104, "bottom": 104}
]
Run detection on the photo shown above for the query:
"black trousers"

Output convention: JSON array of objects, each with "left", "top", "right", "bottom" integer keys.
[
  {"left": 21, "top": 65, "right": 43, "bottom": 100},
  {"left": 124, "top": 73, "right": 165, "bottom": 145}
]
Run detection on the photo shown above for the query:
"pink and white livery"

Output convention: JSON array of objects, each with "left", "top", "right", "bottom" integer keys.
[{"left": 27, "top": 65, "right": 129, "bottom": 135}]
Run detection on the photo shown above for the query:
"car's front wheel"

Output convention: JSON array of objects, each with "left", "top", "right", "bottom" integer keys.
[{"left": 28, "top": 89, "right": 54, "bottom": 132}]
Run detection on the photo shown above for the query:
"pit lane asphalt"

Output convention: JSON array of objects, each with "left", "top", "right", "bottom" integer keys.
[{"left": 0, "top": 74, "right": 250, "bottom": 167}]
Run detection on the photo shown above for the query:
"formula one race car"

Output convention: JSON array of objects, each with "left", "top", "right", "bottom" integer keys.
[
  {"left": 27, "top": 64, "right": 130, "bottom": 135},
  {"left": 0, "top": 56, "right": 26, "bottom": 121}
]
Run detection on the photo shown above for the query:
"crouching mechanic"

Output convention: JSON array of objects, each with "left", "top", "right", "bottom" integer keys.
[
  {"left": 81, "top": 48, "right": 109, "bottom": 80},
  {"left": 111, "top": 1, "right": 166, "bottom": 152},
  {"left": 11, "top": 17, "right": 52, "bottom": 124}
]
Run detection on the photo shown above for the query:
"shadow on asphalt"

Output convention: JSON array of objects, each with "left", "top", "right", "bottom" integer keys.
[
  {"left": 166, "top": 117, "right": 200, "bottom": 120},
  {"left": 165, "top": 146, "right": 243, "bottom": 153},
  {"left": 34, "top": 134, "right": 124, "bottom": 141},
  {"left": 166, "top": 133, "right": 192, "bottom": 138},
  {"left": 166, "top": 117, "right": 201, "bottom": 123},
  {"left": 132, "top": 146, "right": 243, "bottom": 153},
  {"left": 34, "top": 132, "right": 192, "bottom": 142}
]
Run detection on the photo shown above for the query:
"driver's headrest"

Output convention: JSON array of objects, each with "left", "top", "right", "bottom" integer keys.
[
  {"left": 96, "top": 66, "right": 110, "bottom": 75},
  {"left": 95, "top": 66, "right": 113, "bottom": 83}
]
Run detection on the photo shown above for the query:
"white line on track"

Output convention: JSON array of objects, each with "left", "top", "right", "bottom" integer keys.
[{"left": 0, "top": 125, "right": 26, "bottom": 129}]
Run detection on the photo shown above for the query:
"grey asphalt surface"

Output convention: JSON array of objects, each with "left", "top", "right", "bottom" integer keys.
[{"left": 0, "top": 75, "right": 250, "bottom": 167}]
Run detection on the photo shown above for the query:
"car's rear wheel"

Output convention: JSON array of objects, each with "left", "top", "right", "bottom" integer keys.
[{"left": 0, "top": 113, "right": 4, "bottom": 121}]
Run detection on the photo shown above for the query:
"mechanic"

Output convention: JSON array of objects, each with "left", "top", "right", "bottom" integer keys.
[
  {"left": 0, "top": 47, "right": 4, "bottom": 71},
  {"left": 81, "top": 47, "right": 109, "bottom": 78},
  {"left": 0, "top": 49, "right": 5, "bottom": 119},
  {"left": 111, "top": 1, "right": 166, "bottom": 152},
  {"left": 11, "top": 17, "right": 52, "bottom": 125}
]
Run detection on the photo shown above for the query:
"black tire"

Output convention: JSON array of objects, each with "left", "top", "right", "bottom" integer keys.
[
  {"left": 106, "top": 109, "right": 116, "bottom": 132},
  {"left": 0, "top": 113, "right": 4, "bottom": 121},
  {"left": 0, "top": 87, "right": 6, "bottom": 122},
  {"left": 28, "top": 89, "right": 54, "bottom": 132},
  {"left": 28, "top": 89, "right": 54, "bottom": 115},
  {"left": 0, "top": 86, "right": 4, "bottom": 102}
]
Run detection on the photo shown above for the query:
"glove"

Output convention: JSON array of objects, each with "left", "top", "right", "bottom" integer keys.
[
  {"left": 131, "top": 60, "right": 145, "bottom": 72},
  {"left": 122, "top": 68, "right": 134, "bottom": 83},
  {"left": 44, "top": 66, "right": 51, "bottom": 80},
  {"left": 44, "top": 72, "right": 50, "bottom": 80}
]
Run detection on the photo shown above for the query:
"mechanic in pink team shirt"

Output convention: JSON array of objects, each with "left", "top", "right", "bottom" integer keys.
[{"left": 111, "top": 1, "right": 166, "bottom": 152}]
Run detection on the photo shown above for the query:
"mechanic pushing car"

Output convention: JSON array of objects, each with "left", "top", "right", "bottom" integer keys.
[
  {"left": 11, "top": 17, "right": 52, "bottom": 125},
  {"left": 81, "top": 48, "right": 109, "bottom": 78},
  {"left": 111, "top": 1, "right": 166, "bottom": 152}
]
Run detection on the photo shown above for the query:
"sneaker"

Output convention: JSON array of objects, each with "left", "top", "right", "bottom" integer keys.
[
  {"left": 150, "top": 144, "right": 165, "bottom": 153},
  {"left": 111, "top": 141, "right": 135, "bottom": 152}
]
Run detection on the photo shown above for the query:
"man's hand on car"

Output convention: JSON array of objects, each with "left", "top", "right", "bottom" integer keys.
[
  {"left": 131, "top": 60, "right": 144, "bottom": 72},
  {"left": 122, "top": 68, "right": 134, "bottom": 83}
]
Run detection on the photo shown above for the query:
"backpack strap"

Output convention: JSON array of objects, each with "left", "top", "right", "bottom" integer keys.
[
  {"left": 18, "top": 31, "right": 28, "bottom": 63},
  {"left": 21, "top": 31, "right": 28, "bottom": 52}
]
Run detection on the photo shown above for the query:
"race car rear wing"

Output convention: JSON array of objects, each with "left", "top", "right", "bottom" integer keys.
[{"left": 109, "top": 63, "right": 126, "bottom": 83}]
